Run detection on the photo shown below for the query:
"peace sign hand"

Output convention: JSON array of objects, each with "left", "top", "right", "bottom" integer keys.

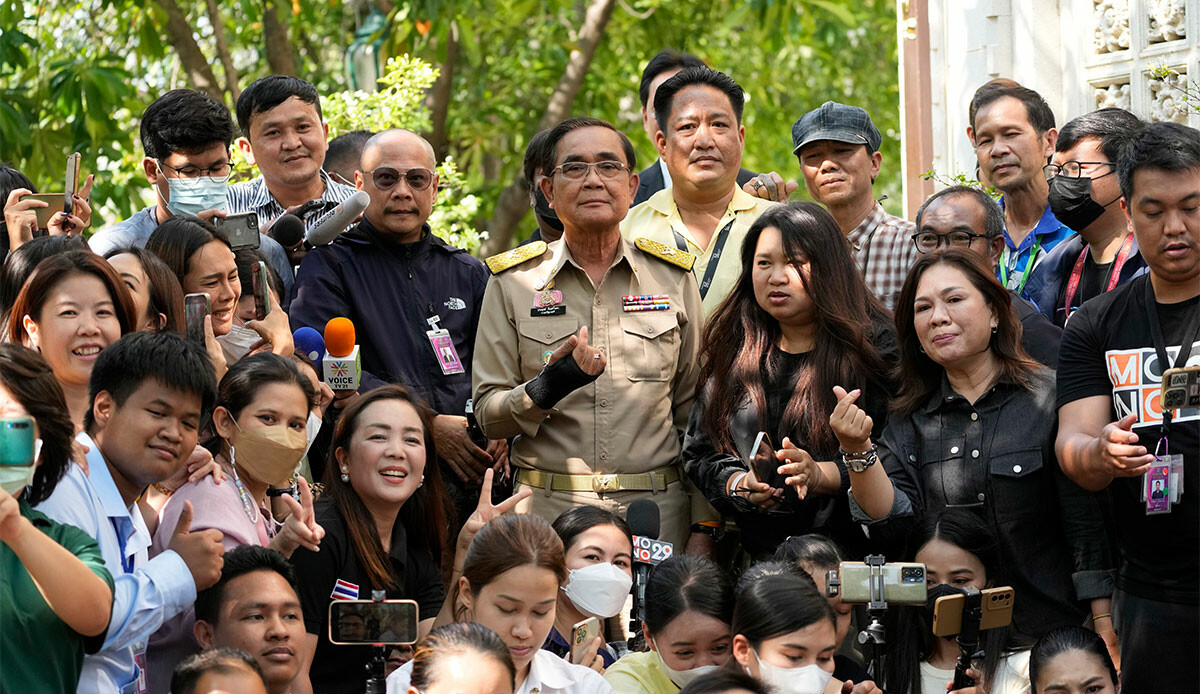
[
  {"left": 271, "top": 476, "right": 325, "bottom": 558},
  {"left": 455, "top": 468, "right": 533, "bottom": 560}
]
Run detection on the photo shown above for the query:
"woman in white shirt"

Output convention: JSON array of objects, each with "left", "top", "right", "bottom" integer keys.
[{"left": 388, "top": 513, "right": 613, "bottom": 694}]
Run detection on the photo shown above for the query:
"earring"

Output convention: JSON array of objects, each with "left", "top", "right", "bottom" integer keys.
[
  {"left": 418, "top": 474, "right": 425, "bottom": 488},
  {"left": 991, "top": 325, "right": 998, "bottom": 334},
  {"left": 340, "top": 468, "right": 350, "bottom": 483}
]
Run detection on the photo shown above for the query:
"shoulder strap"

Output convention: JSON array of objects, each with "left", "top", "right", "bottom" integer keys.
[
  {"left": 484, "top": 241, "right": 548, "bottom": 275},
  {"left": 635, "top": 237, "right": 696, "bottom": 272}
]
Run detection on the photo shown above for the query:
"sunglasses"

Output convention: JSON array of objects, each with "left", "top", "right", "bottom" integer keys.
[{"left": 363, "top": 167, "right": 435, "bottom": 191}]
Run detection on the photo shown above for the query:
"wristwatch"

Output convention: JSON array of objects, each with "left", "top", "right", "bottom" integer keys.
[{"left": 840, "top": 445, "right": 878, "bottom": 473}]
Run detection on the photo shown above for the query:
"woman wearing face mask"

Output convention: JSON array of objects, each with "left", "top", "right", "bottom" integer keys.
[
  {"left": 604, "top": 555, "right": 733, "bottom": 693},
  {"left": 1028, "top": 626, "right": 1119, "bottom": 694},
  {"left": 104, "top": 247, "right": 185, "bottom": 333},
  {"left": 388, "top": 513, "right": 613, "bottom": 694},
  {"left": 884, "top": 509, "right": 1032, "bottom": 694},
  {"left": 7, "top": 251, "right": 136, "bottom": 429},
  {"left": 145, "top": 353, "right": 323, "bottom": 693},
  {"left": 547, "top": 506, "right": 634, "bottom": 671},
  {"left": 407, "top": 622, "right": 516, "bottom": 694}
]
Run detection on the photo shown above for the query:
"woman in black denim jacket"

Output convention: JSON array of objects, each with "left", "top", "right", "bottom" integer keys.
[{"left": 833, "top": 249, "right": 1114, "bottom": 641}]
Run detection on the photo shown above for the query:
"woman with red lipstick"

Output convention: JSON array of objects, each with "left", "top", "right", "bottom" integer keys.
[
  {"left": 683, "top": 201, "right": 896, "bottom": 561},
  {"left": 290, "top": 385, "right": 452, "bottom": 694},
  {"left": 7, "top": 250, "right": 136, "bottom": 429},
  {"left": 836, "top": 249, "right": 1111, "bottom": 638}
]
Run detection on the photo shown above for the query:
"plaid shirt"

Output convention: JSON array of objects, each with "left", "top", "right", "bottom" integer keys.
[{"left": 845, "top": 202, "right": 917, "bottom": 311}]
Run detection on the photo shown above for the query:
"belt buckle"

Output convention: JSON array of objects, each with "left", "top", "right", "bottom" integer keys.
[{"left": 592, "top": 474, "right": 619, "bottom": 493}]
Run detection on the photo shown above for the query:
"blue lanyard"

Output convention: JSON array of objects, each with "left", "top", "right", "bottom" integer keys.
[{"left": 111, "top": 518, "right": 134, "bottom": 574}]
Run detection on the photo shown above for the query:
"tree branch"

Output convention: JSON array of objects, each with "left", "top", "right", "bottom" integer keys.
[
  {"left": 155, "top": 0, "right": 223, "bottom": 101},
  {"left": 263, "top": 0, "right": 298, "bottom": 76},
  {"left": 425, "top": 21, "right": 459, "bottom": 161},
  {"left": 204, "top": 0, "right": 240, "bottom": 99}
]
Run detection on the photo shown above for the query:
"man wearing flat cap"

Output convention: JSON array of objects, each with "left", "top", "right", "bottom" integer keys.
[{"left": 790, "top": 101, "right": 916, "bottom": 310}]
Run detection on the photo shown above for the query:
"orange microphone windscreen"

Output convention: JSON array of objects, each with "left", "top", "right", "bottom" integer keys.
[{"left": 323, "top": 317, "right": 357, "bottom": 357}]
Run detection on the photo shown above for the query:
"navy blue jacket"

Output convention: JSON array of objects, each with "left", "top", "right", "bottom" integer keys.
[
  {"left": 1023, "top": 233, "right": 1146, "bottom": 324},
  {"left": 288, "top": 219, "right": 488, "bottom": 416}
]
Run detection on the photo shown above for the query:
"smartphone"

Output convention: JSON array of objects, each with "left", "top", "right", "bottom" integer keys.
[
  {"left": 1161, "top": 366, "right": 1200, "bottom": 411},
  {"left": 834, "top": 561, "right": 927, "bottom": 605},
  {"left": 27, "top": 193, "right": 92, "bottom": 232},
  {"left": 64, "top": 152, "right": 81, "bottom": 217},
  {"left": 217, "top": 212, "right": 261, "bottom": 250},
  {"left": 0, "top": 417, "right": 36, "bottom": 467},
  {"left": 749, "top": 431, "right": 784, "bottom": 489},
  {"left": 327, "top": 599, "right": 419, "bottom": 645},
  {"left": 932, "top": 586, "right": 1015, "bottom": 637},
  {"left": 251, "top": 261, "right": 271, "bottom": 321},
  {"left": 571, "top": 617, "right": 602, "bottom": 664},
  {"left": 184, "top": 293, "right": 211, "bottom": 344}
]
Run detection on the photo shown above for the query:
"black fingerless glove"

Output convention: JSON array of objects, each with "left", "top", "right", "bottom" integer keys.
[{"left": 526, "top": 354, "right": 600, "bottom": 409}]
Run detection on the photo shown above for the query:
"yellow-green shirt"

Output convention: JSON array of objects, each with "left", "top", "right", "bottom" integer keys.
[
  {"left": 604, "top": 650, "right": 678, "bottom": 694},
  {"left": 621, "top": 186, "right": 779, "bottom": 317}
]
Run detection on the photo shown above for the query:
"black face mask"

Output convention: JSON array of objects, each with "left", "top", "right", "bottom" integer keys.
[
  {"left": 923, "top": 583, "right": 967, "bottom": 637},
  {"left": 533, "top": 189, "right": 564, "bottom": 232},
  {"left": 1048, "top": 175, "right": 1112, "bottom": 232}
]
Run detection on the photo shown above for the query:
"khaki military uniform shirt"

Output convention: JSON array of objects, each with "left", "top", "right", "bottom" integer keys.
[{"left": 472, "top": 236, "right": 702, "bottom": 477}]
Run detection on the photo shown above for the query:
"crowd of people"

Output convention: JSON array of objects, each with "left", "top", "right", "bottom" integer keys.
[{"left": 0, "top": 47, "right": 1196, "bottom": 694}]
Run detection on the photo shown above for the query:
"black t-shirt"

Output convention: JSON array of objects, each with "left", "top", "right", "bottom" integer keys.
[
  {"left": 291, "top": 498, "right": 445, "bottom": 694},
  {"left": 1054, "top": 253, "right": 1115, "bottom": 328},
  {"left": 1057, "top": 275, "right": 1200, "bottom": 604}
]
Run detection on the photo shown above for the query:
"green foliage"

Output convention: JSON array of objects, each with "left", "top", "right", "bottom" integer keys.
[
  {"left": 322, "top": 55, "right": 438, "bottom": 134},
  {"left": 919, "top": 169, "right": 1000, "bottom": 199},
  {"left": 1147, "top": 64, "right": 1200, "bottom": 115}
]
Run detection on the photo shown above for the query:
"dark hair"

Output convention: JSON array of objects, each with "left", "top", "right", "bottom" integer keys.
[
  {"left": 234, "top": 249, "right": 285, "bottom": 304},
  {"left": 539, "top": 117, "right": 637, "bottom": 176},
  {"left": 321, "top": 385, "right": 450, "bottom": 589},
  {"left": 773, "top": 534, "right": 845, "bottom": 575},
  {"left": 204, "top": 353, "right": 316, "bottom": 456},
  {"left": 140, "top": 89, "right": 235, "bottom": 161},
  {"left": 654, "top": 66, "right": 745, "bottom": 134},
  {"left": 103, "top": 246, "right": 187, "bottom": 333},
  {"left": 1056, "top": 108, "right": 1145, "bottom": 163},
  {"left": 915, "top": 186, "right": 1006, "bottom": 240},
  {"left": 678, "top": 671, "right": 770, "bottom": 694},
  {"left": 409, "top": 622, "right": 517, "bottom": 690},
  {"left": 969, "top": 81, "right": 1055, "bottom": 133},
  {"left": 0, "top": 345, "right": 75, "bottom": 504},
  {"left": 145, "top": 216, "right": 232, "bottom": 287},
  {"left": 195, "top": 545, "right": 299, "bottom": 625},
  {"left": 7, "top": 250, "right": 137, "bottom": 344},
  {"left": 325, "top": 129, "right": 374, "bottom": 176},
  {"left": 644, "top": 555, "right": 734, "bottom": 635},
  {"left": 522, "top": 129, "right": 554, "bottom": 188},
  {"left": 1117, "top": 121, "right": 1200, "bottom": 200},
  {"left": 459, "top": 514, "right": 567, "bottom": 619},
  {"left": 891, "top": 249, "right": 1039, "bottom": 414},
  {"left": 0, "top": 164, "right": 36, "bottom": 207},
  {"left": 731, "top": 569, "right": 836, "bottom": 648},
  {"left": 1, "top": 235, "right": 88, "bottom": 319},
  {"left": 84, "top": 330, "right": 217, "bottom": 432},
  {"left": 236, "top": 75, "right": 322, "bottom": 139},
  {"left": 639, "top": 50, "right": 707, "bottom": 108},
  {"left": 170, "top": 647, "right": 266, "bottom": 694},
  {"left": 551, "top": 505, "right": 632, "bottom": 555},
  {"left": 1029, "top": 626, "right": 1118, "bottom": 693},
  {"left": 701, "top": 201, "right": 891, "bottom": 456}
]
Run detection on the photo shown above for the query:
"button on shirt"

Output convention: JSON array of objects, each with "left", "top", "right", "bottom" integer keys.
[
  {"left": 388, "top": 648, "right": 614, "bottom": 694},
  {"left": 472, "top": 237, "right": 702, "bottom": 476},
  {"left": 36, "top": 432, "right": 196, "bottom": 694},
  {"left": 997, "top": 199, "right": 1074, "bottom": 295},
  {"left": 621, "top": 186, "right": 778, "bottom": 316},
  {"left": 845, "top": 202, "right": 918, "bottom": 311}
]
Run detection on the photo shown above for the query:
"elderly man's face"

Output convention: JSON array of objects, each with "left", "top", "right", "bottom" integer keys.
[
  {"left": 356, "top": 132, "right": 439, "bottom": 242},
  {"left": 541, "top": 126, "right": 638, "bottom": 234},
  {"left": 917, "top": 193, "right": 1005, "bottom": 267}
]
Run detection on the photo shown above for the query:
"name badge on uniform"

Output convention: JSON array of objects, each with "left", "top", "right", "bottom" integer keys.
[
  {"left": 531, "top": 288, "right": 566, "bottom": 316},
  {"left": 426, "top": 315, "right": 464, "bottom": 375},
  {"left": 623, "top": 294, "right": 670, "bottom": 312}
]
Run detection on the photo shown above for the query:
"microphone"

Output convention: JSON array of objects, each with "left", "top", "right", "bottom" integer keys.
[
  {"left": 306, "top": 191, "right": 369, "bottom": 246},
  {"left": 626, "top": 499, "right": 672, "bottom": 631},
  {"left": 293, "top": 327, "right": 326, "bottom": 366},
  {"left": 271, "top": 213, "right": 306, "bottom": 248},
  {"left": 322, "top": 317, "right": 361, "bottom": 392}
]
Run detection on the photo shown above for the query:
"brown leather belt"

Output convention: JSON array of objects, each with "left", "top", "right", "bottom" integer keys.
[{"left": 516, "top": 465, "right": 680, "bottom": 493}]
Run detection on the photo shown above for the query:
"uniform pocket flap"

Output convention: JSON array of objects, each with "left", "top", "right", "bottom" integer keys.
[
  {"left": 619, "top": 312, "right": 678, "bottom": 340},
  {"left": 988, "top": 447, "right": 1044, "bottom": 478},
  {"left": 517, "top": 317, "right": 579, "bottom": 345}
]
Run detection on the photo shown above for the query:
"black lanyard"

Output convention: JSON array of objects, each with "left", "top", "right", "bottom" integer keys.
[
  {"left": 1144, "top": 278, "right": 1200, "bottom": 437},
  {"left": 673, "top": 218, "right": 735, "bottom": 300}
]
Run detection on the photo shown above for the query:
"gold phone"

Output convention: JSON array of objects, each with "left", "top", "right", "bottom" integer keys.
[
  {"left": 932, "top": 586, "right": 1014, "bottom": 637},
  {"left": 1161, "top": 366, "right": 1200, "bottom": 411},
  {"left": 571, "top": 617, "right": 601, "bottom": 664}
]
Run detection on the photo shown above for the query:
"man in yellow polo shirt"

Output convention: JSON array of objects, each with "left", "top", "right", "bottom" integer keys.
[{"left": 622, "top": 66, "right": 780, "bottom": 316}]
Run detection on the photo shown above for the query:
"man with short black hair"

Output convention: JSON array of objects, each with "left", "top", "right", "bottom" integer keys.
[
  {"left": 1056, "top": 121, "right": 1200, "bottom": 689},
  {"left": 193, "top": 546, "right": 304, "bottom": 694},
  {"left": 323, "top": 129, "right": 374, "bottom": 188},
  {"left": 1025, "top": 108, "right": 1147, "bottom": 326},
  {"left": 170, "top": 648, "right": 268, "bottom": 694},
  {"left": 518, "top": 129, "right": 564, "bottom": 246},
  {"left": 968, "top": 81, "right": 1074, "bottom": 295}
]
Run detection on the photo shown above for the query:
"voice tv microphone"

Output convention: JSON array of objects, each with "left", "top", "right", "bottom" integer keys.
[
  {"left": 306, "top": 191, "right": 369, "bottom": 246},
  {"left": 322, "top": 317, "right": 361, "bottom": 392}
]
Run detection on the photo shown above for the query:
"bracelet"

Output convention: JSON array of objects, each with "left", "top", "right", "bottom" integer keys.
[
  {"left": 839, "top": 445, "right": 877, "bottom": 459},
  {"left": 1092, "top": 613, "right": 1111, "bottom": 621},
  {"left": 152, "top": 483, "right": 176, "bottom": 497},
  {"left": 728, "top": 471, "right": 749, "bottom": 496}
]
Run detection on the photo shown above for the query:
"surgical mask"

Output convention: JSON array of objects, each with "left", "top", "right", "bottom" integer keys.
[
  {"left": 654, "top": 646, "right": 719, "bottom": 688},
  {"left": 561, "top": 562, "right": 633, "bottom": 618},
  {"left": 533, "top": 189, "right": 564, "bottom": 232},
  {"left": 924, "top": 583, "right": 966, "bottom": 634},
  {"left": 217, "top": 324, "right": 261, "bottom": 363},
  {"left": 303, "top": 410, "right": 322, "bottom": 458},
  {"left": 1048, "top": 174, "right": 1113, "bottom": 232},
  {"left": 0, "top": 439, "right": 41, "bottom": 496},
  {"left": 157, "top": 161, "right": 229, "bottom": 217},
  {"left": 230, "top": 419, "right": 308, "bottom": 486},
  {"left": 749, "top": 649, "right": 833, "bottom": 694}
]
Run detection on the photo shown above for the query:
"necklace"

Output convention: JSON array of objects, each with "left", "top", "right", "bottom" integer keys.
[{"left": 229, "top": 448, "right": 260, "bottom": 524}]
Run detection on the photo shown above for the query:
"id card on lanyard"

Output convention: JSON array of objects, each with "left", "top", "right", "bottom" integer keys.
[
  {"left": 1061, "top": 233, "right": 1134, "bottom": 325},
  {"left": 112, "top": 518, "right": 149, "bottom": 694},
  {"left": 426, "top": 315, "right": 465, "bottom": 375}
]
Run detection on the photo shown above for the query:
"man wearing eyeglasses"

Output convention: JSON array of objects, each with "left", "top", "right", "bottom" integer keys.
[
  {"left": 289, "top": 128, "right": 499, "bottom": 524},
  {"left": 913, "top": 185, "right": 1063, "bottom": 367},
  {"left": 1024, "top": 109, "right": 1148, "bottom": 327}
]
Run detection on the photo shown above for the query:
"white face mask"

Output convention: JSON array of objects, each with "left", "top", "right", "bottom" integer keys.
[
  {"left": 304, "top": 410, "right": 322, "bottom": 458},
  {"left": 0, "top": 438, "right": 42, "bottom": 497},
  {"left": 749, "top": 649, "right": 833, "bottom": 694},
  {"left": 561, "top": 562, "right": 633, "bottom": 618},
  {"left": 653, "top": 644, "right": 719, "bottom": 688},
  {"left": 217, "top": 324, "right": 262, "bottom": 363}
]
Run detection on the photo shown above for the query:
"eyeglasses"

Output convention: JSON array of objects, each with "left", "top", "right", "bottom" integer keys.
[
  {"left": 1043, "top": 161, "right": 1115, "bottom": 180},
  {"left": 363, "top": 167, "right": 435, "bottom": 191},
  {"left": 911, "top": 230, "right": 990, "bottom": 253},
  {"left": 158, "top": 160, "right": 231, "bottom": 181},
  {"left": 551, "top": 160, "right": 629, "bottom": 180}
]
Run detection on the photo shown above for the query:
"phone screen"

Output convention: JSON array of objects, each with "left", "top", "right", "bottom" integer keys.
[
  {"left": 750, "top": 431, "right": 783, "bottom": 488},
  {"left": 252, "top": 261, "right": 270, "bottom": 320},
  {"left": 327, "top": 600, "right": 419, "bottom": 645},
  {"left": 184, "top": 293, "right": 211, "bottom": 344},
  {"left": 64, "top": 152, "right": 81, "bottom": 216}
]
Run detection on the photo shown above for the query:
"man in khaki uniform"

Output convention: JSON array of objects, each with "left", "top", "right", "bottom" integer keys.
[{"left": 472, "top": 116, "right": 710, "bottom": 549}]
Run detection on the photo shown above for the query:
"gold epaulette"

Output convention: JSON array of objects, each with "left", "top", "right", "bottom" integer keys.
[
  {"left": 634, "top": 237, "right": 695, "bottom": 272},
  {"left": 485, "top": 241, "right": 548, "bottom": 274}
]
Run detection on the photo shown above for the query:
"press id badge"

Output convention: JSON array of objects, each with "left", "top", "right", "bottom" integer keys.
[
  {"left": 1144, "top": 463, "right": 1172, "bottom": 515},
  {"left": 427, "top": 329, "right": 464, "bottom": 375}
]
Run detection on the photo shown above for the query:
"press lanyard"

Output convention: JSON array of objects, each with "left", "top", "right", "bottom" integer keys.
[
  {"left": 999, "top": 233, "right": 1043, "bottom": 293},
  {"left": 672, "top": 218, "right": 735, "bottom": 300},
  {"left": 1062, "top": 233, "right": 1134, "bottom": 319},
  {"left": 1144, "top": 278, "right": 1200, "bottom": 437}
]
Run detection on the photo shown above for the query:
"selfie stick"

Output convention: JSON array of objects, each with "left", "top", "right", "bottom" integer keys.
[
  {"left": 857, "top": 555, "right": 890, "bottom": 687},
  {"left": 952, "top": 587, "right": 984, "bottom": 690},
  {"left": 365, "top": 590, "right": 388, "bottom": 694}
]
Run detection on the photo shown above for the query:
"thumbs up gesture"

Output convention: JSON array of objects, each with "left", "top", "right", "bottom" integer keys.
[{"left": 167, "top": 501, "right": 226, "bottom": 590}]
